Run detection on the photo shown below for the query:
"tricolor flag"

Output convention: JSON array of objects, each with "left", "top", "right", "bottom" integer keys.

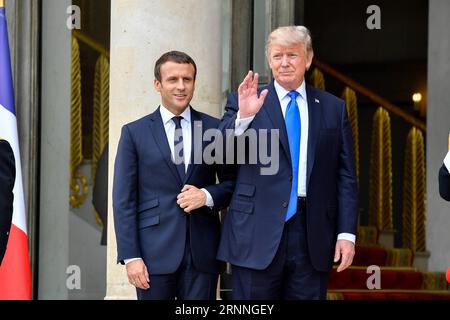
[{"left": 0, "top": 4, "right": 31, "bottom": 299}]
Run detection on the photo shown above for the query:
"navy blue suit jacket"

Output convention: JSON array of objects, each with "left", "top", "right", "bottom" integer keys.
[
  {"left": 113, "top": 107, "right": 235, "bottom": 275},
  {"left": 217, "top": 82, "right": 358, "bottom": 272},
  {"left": 0, "top": 139, "right": 15, "bottom": 265},
  {"left": 439, "top": 164, "right": 450, "bottom": 201}
]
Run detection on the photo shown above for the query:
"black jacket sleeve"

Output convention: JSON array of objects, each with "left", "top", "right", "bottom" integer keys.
[
  {"left": 0, "top": 139, "right": 16, "bottom": 265},
  {"left": 439, "top": 164, "right": 450, "bottom": 201}
]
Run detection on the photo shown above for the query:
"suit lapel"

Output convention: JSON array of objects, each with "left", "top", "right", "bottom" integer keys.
[
  {"left": 184, "top": 107, "right": 199, "bottom": 183},
  {"left": 149, "top": 107, "right": 182, "bottom": 184},
  {"left": 306, "top": 85, "right": 322, "bottom": 189},
  {"left": 262, "top": 81, "right": 291, "bottom": 165}
]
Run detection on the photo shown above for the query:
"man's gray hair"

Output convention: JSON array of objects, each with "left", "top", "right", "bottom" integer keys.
[{"left": 266, "top": 26, "right": 314, "bottom": 59}]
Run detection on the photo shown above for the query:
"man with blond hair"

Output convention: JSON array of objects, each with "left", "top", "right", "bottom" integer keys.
[{"left": 218, "top": 26, "right": 358, "bottom": 299}]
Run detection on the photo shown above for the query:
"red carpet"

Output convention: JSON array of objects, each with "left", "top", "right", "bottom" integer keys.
[
  {"left": 330, "top": 290, "right": 450, "bottom": 300},
  {"left": 328, "top": 227, "right": 450, "bottom": 300},
  {"left": 352, "top": 245, "right": 387, "bottom": 266},
  {"left": 328, "top": 268, "right": 423, "bottom": 290}
]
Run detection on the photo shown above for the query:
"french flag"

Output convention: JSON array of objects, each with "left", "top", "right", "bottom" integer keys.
[{"left": 0, "top": 5, "right": 31, "bottom": 299}]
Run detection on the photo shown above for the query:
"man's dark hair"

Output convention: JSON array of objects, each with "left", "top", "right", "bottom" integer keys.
[{"left": 154, "top": 51, "right": 197, "bottom": 82}]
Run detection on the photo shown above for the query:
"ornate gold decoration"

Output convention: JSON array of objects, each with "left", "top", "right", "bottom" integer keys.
[
  {"left": 73, "top": 30, "right": 110, "bottom": 59},
  {"left": 91, "top": 55, "right": 109, "bottom": 226},
  {"left": 385, "top": 248, "right": 413, "bottom": 267},
  {"left": 368, "top": 107, "right": 393, "bottom": 231},
  {"left": 356, "top": 226, "right": 378, "bottom": 245},
  {"left": 342, "top": 87, "right": 360, "bottom": 185},
  {"left": 91, "top": 55, "right": 109, "bottom": 182},
  {"left": 422, "top": 272, "right": 448, "bottom": 290},
  {"left": 70, "top": 37, "right": 88, "bottom": 208},
  {"left": 93, "top": 209, "right": 103, "bottom": 227},
  {"left": 309, "top": 68, "right": 325, "bottom": 90},
  {"left": 402, "top": 127, "right": 426, "bottom": 252},
  {"left": 312, "top": 59, "right": 426, "bottom": 132},
  {"left": 327, "top": 292, "right": 344, "bottom": 300}
]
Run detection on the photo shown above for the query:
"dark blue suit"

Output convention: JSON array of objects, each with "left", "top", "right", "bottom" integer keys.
[
  {"left": 217, "top": 82, "right": 358, "bottom": 299},
  {"left": 113, "top": 107, "right": 235, "bottom": 299},
  {"left": 0, "top": 139, "right": 15, "bottom": 265},
  {"left": 439, "top": 164, "right": 450, "bottom": 201}
]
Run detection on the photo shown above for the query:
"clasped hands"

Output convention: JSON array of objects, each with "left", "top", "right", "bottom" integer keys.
[{"left": 176, "top": 184, "right": 206, "bottom": 213}]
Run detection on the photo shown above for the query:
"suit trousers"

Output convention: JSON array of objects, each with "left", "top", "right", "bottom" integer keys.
[
  {"left": 231, "top": 210, "right": 329, "bottom": 300},
  {"left": 136, "top": 220, "right": 218, "bottom": 300}
]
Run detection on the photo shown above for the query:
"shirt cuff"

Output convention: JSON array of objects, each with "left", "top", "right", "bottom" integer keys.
[
  {"left": 234, "top": 111, "right": 255, "bottom": 136},
  {"left": 201, "top": 188, "right": 214, "bottom": 208},
  {"left": 444, "top": 150, "right": 450, "bottom": 172},
  {"left": 337, "top": 233, "right": 356, "bottom": 244},
  {"left": 124, "top": 258, "right": 142, "bottom": 265}
]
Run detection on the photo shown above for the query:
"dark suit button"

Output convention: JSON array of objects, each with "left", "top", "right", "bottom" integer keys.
[
  {"left": 282, "top": 202, "right": 288, "bottom": 208},
  {"left": 289, "top": 175, "right": 293, "bottom": 182}
]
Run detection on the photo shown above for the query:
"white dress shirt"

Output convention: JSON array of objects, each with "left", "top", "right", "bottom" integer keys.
[
  {"left": 158, "top": 105, "right": 213, "bottom": 206},
  {"left": 124, "top": 105, "right": 213, "bottom": 265},
  {"left": 234, "top": 80, "right": 355, "bottom": 244},
  {"left": 159, "top": 104, "right": 192, "bottom": 173},
  {"left": 444, "top": 150, "right": 450, "bottom": 172}
]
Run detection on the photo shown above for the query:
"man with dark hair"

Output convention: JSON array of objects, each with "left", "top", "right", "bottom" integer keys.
[
  {"left": 439, "top": 136, "right": 450, "bottom": 201},
  {"left": 0, "top": 138, "right": 15, "bottom": 265},
  {"left": 113, "top": 51, "right": 235, "bottom": 300},
  {"left": 154, "top": 50, "right": 197, "bottom": 82}
]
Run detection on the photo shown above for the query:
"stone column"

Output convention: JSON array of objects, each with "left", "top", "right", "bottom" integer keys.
[
  {"left": 107, "top": 0, "right": 223, "bottom": 299},
  {"left": 39, "top": 0, "right": 72, "bottom": 299},
  {"left": 426, "top": 0, "right": 450, "bottom": 272}
]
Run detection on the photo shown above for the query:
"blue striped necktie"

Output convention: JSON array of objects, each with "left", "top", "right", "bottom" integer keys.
[{"left": 284, "top": 91, "right": 300, "bottom": 221}]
